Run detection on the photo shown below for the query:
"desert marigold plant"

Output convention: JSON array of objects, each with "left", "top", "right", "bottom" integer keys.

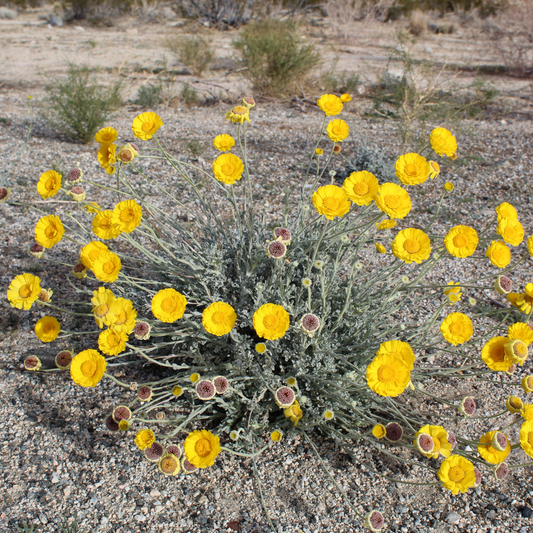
[{"left": 6, "top": 99, "right": 533, "bottom": 532}]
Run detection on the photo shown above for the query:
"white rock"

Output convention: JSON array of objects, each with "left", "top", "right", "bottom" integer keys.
[
  {"left": 446, "top": 512, "right": 461, "bottom": 525},
  {"left": 150, "top": 489, "right": 161, "bottom": 498}
]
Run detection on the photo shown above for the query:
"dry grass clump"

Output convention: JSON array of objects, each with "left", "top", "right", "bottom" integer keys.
[
  {"left": 408, "top": 9, "right": 429, "bottom": 36},
  {"left": 164, "top": 35, "right": 214, "bottom": 76}
]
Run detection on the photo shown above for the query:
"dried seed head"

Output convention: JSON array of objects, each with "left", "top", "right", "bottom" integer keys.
[
  {"left": 166, "top": 445, "right": 181, "bottom": 459},
  {"left": 55, "top": 349, "right": 73, "bottom": 370},
  {"left": 130, "top": 382, "right": 138, "bottom": 391},
  {"left": 156, "top": 412, "right": 165, "bottom": 420},
  {"left": 195, "top": 379, "right": 216, "bottom": 400},
  {"left": 415, "top": 433, "right": 434, "bottom": 454},
  {"left": 491, "top": 431, "right": 508, "bottom": 452},
  {"left": 301, "top": 313, "right": 320, "bottom": 335},
  {"left": 134, "top": 321, "right": 151, "bottom": 340},
  {"left": 37, "top": 288, "right": 53, "bottom": 304},
  {"left": 0, "top": 187, "right": 10, "bottom": 201},
  {"left": 275, "top": 386, "right": 295, "bottom": 408},
  {"left": 364, "top": 510, "right": 385, "bottom": 532},
  {"left": 144, "top": 442, "right": 164, "bottom": 462},
  {"left": 117, "top": 144, "right": 138, "bottom": 164},
  {"left": 182, "top": 457, "right": 198, "bottom": 474},
  {"left": 138, "top": 386, "right": 153, "bottom": 402},
  {"left": 447, "top": 431, "right": 457, "bottom": 451},
  {"left": 473, "top": 467, "right": 482, "bottom": 488},
  {"left": 495, "top": 275, "right": 512, "bottom": 295},
  {"left": 522, "top": 376, "right": 533, "bottom": 394},
  {"left": 73, "top": 262, "right": 87, "bottom": 279},
  {"left": 385, "top": 422, "right": 403, "bottom": 443},
  {"left": 273, "top": 227, "right": 292, "bottom": 244},
  {"left": 69, "top": 186, "right": 86, "bottom": 201},
  {"left": 67, "top": 167, "right": 83, "bottom": 183},
  {"left": 24, "top": 355, "right": 41, "bottom": 371},
  {"left": 267, "top": 240, "right": 287, "bottom": 259},
  {"left": 213, "top": 376, "right": 229, "bottom": 394},
  {"left": 333, "top": 145, "right": 342, "bottom": 153},
  {"left": 458, "top": 397, "right": 477, "bottom": 416},
  {"left": 105, "top": 414, "right": 119, "bottom": 432},
  {"left": 29, "top": 243, "right": 45, "bottom": 259},
  {"left": 493, "top": 462, "right": 510, "bottom": 481},
  {"left": 158, "top": 453, "right": 180, "bottom": 476},
  {"left": 113, "top": 405, "right": 132, "bottom": 423},
  {"left": 241, "top": 96, "right": 256, "bottom": 109}
]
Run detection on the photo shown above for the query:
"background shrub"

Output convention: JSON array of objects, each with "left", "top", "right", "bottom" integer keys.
[
  {"left": 233, "top": 19, "right": 320, "bottom": 97},
  {"left": 40, "top": 64, "right": 122, "bottom": 144},
  {"left": 134, "top": 81, "right": 164, "bottom": 107},
  {"left": 164, "top": 35, "right": 214, "bottom": 76}
]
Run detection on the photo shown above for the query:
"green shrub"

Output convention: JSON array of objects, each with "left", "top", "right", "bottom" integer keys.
[
  {"left": 135, "top": 82, "right": 164, "bottom": 107},
  {"left": 41, "top": 64, "right": 122, "bottom": 144},
  {"left": 180, "top": 82, "right": 198, "bottom": 106},
  {"left": 323, "top": 71, "right": 360, "bottom": 94},
  {"left": 233, "top": 19, "right": 321, "bottom": 97},
  {"left": 164, "top": 35, "right": 214, "bottom": 76}
]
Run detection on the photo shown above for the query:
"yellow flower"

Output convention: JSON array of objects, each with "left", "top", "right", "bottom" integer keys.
[
  {"left": 317, "top": 94, "right": 343, "bottom": 116},
  {"left": 444, "top": 225, "right": 478, "bottom": 258},
  {"left": 92, "top": 251, "right": 122, "bottom": 283},
  {"left": 444, "top": 182, "right": 454, "bottom": 192},
  {"left": 37, "top": 170, "right": 62, "bottom": 200},
  {"left": 7, "top": 273, "right": 42, "bottom": 310},
  {"left": 134, "top": 428, "right": 156, "bottom": 450},
  {"left": 395, "top": 153, "right": 431, "bottom": 185},
  {"left": 438, "top": 455, "right": 476, "bottom": 495},
  {"left": 98, "top": 328, "right": 128, "bottom": 356},
  {"left": 342, "top": 171, "right": 379, "bottom": 206},
  {"left": 375, "top": 183, "right": 411, "bottom": 219},
  {"left": 212, "top": 153, "right": 244, "bottom": 185},
  {"left": 35, "top": 215, "right": 65, "bottom": 249},
  {"left": 430, "top": 127, "right": 457, "bottom": 158},
  {"left": 478, "top": 431, "right": 510, "bottom": 464},
  {"left": 376, "top": 219, "right": 397, "bottom": 230},
  {"left": 94, "top": 126, "right": 118, "bottom": 144},
  {"left": 392, "top": 228, "right": 431, "bottom": 264},
  {"left": 253, "top": 303, "right": 290, "bottom": 341},
  {"left": 106, "top": 297, "right": 137, "bottom": 334},
  {"left": 213, "top": 134, "right": 235, "bottom": 152},
  {"left": 485, "top": 240, "right": 511, "bottom": 268},
  {"left": 495, "top": 202, "right": 517, "bottom": 221},
  {"left": 84, "top": 202, "right": 101, "bottom": 214},
  {"left": 366, "top": 353, "right": 411, "bottom": 397},
  {"left": 225, "top": 106, "right": 250, "bottom": 123},
  {"left": 519, "top": 420, "right": 533, "bottom": 458},
  {"left": 132, "top": 112, "right": 163, "bottom": 140},
  {"left": 509, "top": 323, "right": 533, "bottom": 346},
  {"left": 376, "top": 340, "right": 415, "bottom": 370},
  {"left": 34, "top": 316, "right": 60, "bottom": 343},
  {"left": 70, "top": 349, "right": 107, "bottom": 388},
  {"left": 340, "top": 93, "right": 352, "bottom": 103},
  {"left": 516, "top": 284, "right": 533, "bottom": 314},
  {"left": 270, "top": 430, "right": 283, "bottom": 442},
  {"left": 255, "top": 342, "right": 267, "bottom": 354},
  {"left": 112, "top": 199, "right": 142, "bottom": 234},
  {"left": 151, "top": 288, "right": 187, "bottom": 323},
  {"left": 375, "top": 243, "right": 386, "bottom": 254},
  {"left": 315, "top": 148, "right": 324, "bottom": 156},
  {"left": 428, "top": 160, "right": 440, "bottom": 179},
  {"left": 440, "top": 312, "right": 473, "bottom": 346},
  {"left": 80, "top": 241, "right": 109, "bottom": 270},
  {"left": 312, "top": 184, "right": 351, "bottom": 220},
  {"left": 372, "top": 424, "right": 386, "bottom": 439},
  {"left": 184, "top": 429, "right": 221, "bottom": 469},
  {"left": 522, "top": 404, "right": 533, "bottom": 421},
  {"left": 97, "top": 143, "right": 117, "bottom": 175},
  {"left": 414, "top": 425, "right": 452, "bottom": 459},
  {"left": 190, "top": 373, "right": 200, "bottom": 383},
  {"left": 522, "top": 375, "right": 533, "bottom": 393},
  {"left": 497, "top": 218, "right": 524, "bottom": 246},
  {"left": 92, "top": 210, "right": 121, "bottom": 240},
  {"left": 91, "top": 287, "right": 116, "bottom": 329},
  {"left": 284, "top": 400, "right": 303, "bottom": 426},
  {"left": 202, "top": 302, "right": 237, "bottom": 336},
  {"left": 526, "top": 235, "right": 533, "bottom": 258},
  {"left": 481, "top": 336, "right": 514, "bottom": 372},
  {"left": 326, "top": 119, "right": 349, "bottom": 142}
]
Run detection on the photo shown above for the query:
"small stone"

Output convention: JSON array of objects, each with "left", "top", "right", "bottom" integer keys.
[
  {"left": 214, "top": 491, "right": 220, "bottom": 500},
  {"left": 39, "top": 514, "right": 48, "bottom": 525},
  {"left": 446, "top": 512, "right": 461, "bottom": 525},
  {"left": 154, "top": 505, "right": 163, "bottom": 513},
  {"left": 134, "top": 514, "right": 146, "bottom": 522},
  {"left": 198, "top": 495, "right": 208, "bottom": 504},
  {"left": 51, "top": 474, "right": 60, "bottom": 484},
  {"left": 63, "top": 486, "right": 72, "bottom": 497},
  {"left": 521, "top": 506, "right": 532, "bottom": 518},
  {"left": 150, "top": 489, "right": 161, "bottom": 498}
]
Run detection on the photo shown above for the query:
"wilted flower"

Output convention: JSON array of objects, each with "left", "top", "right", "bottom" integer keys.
[
  {"left": 55, "top": 349, "right": 73, "bottom": 370},
  {"left": 493, "top": 462, "right": 510, "bottom": 481},
  {"left": 134, "top": 321, "right": 151, "bottom": 340},
  {"left": 266, "top": 240, "right": 287, "bottom": 259},
  {"left": 213, "top": 376, "right": 229, "bottom": 394},
  {"left": 196, "top": 380, "right": 216, "bottom": 400},
  {"left": 458, "top": 397, "right": 477, "bottom": 417},
  {"left": 301, "top": 313, "right": 320, "bottom": 336},
  {"left": 385, "top": 422, "right": 403, "bottom": 443},
  {"left": 364, "top": 510, "right": 385, "bottom": 532},
  {"left": 145, "top": 442, "right": 165, "bottom": 462},
  {"left": 275, "top": 386, "right": 295, "bottom": 408},
  {"left": 506, "top": 395, "right": 524, "bottom": 413},
  {"left": 138, "top": 386, "right": 153, "bottom": 402},
  {"left": 24, "top": 355, "right": 41, "bottom": 371}
]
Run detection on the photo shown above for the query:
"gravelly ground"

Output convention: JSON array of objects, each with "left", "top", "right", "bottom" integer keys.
[{"left": 1, "top": 96, "right": 533, "bottom": 533}]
